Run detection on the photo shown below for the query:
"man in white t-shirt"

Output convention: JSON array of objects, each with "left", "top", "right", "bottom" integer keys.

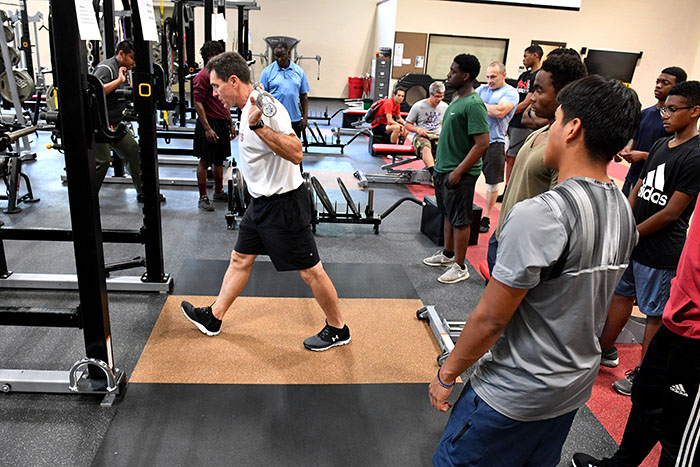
[
  {"left": 404, "top": 81, "right": 448, "bottom": 173},
  {"left": 180, "top": 52, "right": 350, "bottom": 351}
]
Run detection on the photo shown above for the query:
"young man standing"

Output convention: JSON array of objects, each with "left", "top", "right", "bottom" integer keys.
[
  {"left": 573, "top": 84, "right": 700, "bottom": 467},
  {"left": 600, "top": 81, "right": 700, "bottom": 395},
  {"left": 618, "top": 67, "right": 687, "bottom": 196},
  {"left": 192, "top": 41, "right": 236, "bottom": 211},
  {"left": 404, "top": 81, "right": 448, "bottom": 173},
  {"left": 181, "top": 52, "right": 350, "bottom": 351},
  {"left": 430, "top": 76, "right": 640, "bottom": 467},
  {"left": 371, "top": 87, "right": 409, "bottom": 144},
  {"left": 422, "top": 54, "right": 489, "bottom": 284},
  {"left": 92, "top": 41, "right": 143, "bottom": 199},
  {"left": 501, "top": 45, "right": 543, "bottom": 201},
  {"left": 487, "top": 51, "right": 587, "bottom": 272},
  {"left": 476, "top": 62, "right": 519, "bottom": 233}
]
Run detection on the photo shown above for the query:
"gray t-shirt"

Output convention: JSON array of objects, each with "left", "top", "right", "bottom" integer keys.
[
  {"left": 93, "top": 56, "right": 130, "bottom": 125},
  {"left": 406, "top": 98, "right": 448, "bottom": 134},
  {"left": 471, "top": 177, "right": 638, "bottom": 421}
]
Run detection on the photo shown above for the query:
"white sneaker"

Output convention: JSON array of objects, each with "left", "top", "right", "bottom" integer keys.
[
  {"left": 423, "top": 250, "right": 456, "bottom": 267},
  {"left": 438, "top": 263, "right": 470, "bottom": 284}
]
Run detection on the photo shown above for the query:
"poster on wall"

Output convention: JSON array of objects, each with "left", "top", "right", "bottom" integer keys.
[{"left": 445, "top": 0, "right": 581, "bottom": 10}]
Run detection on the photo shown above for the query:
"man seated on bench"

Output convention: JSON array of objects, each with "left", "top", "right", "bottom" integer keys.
[
  {"left": 371, "top": 87, "right": 409, "bottom": 144},
  {"left": 404, "top": 81, "right": 448, "bottom": 175}
]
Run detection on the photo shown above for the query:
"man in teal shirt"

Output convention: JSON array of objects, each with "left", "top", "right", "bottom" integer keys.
[{"left": 423, "top": 54, "right": 489, "bottom": 284}]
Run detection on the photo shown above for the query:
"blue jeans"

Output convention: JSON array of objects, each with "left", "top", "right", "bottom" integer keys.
[
  {"left": 487, "top": 232, "right": 498, "bottom": 276},
  {"left": 433, "top": 382, "right": 577, "bottom": 467}
]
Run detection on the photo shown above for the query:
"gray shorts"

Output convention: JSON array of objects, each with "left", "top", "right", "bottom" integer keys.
[
  {"left": 433, "top": 171, "right": 478, "bottom": 228},
  {"left": 507, "top": 127, "right": 534, "bottom": 157},
  {"left": 482, "top": 142, "right": 506, "bottom": 185}
]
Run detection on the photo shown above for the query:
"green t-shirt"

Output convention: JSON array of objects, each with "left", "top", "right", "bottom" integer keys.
[{"left": 434, "top": 92, "right": 489, "bottom": 175}]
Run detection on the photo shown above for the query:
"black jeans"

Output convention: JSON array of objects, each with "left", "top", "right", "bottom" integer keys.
[{"left": 606, "top": 325, "right": 700, "bottom": 467}]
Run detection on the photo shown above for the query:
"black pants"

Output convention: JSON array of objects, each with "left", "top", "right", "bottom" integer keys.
[{"left": 606, "top": 325, "right": 700, "bottom": 467}]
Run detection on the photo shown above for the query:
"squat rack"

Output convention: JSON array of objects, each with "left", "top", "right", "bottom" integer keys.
[{"left": 0, "top": 0, "right": 130, "bottom": 404}]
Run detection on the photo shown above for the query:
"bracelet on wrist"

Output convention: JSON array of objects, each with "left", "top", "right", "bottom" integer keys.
[{"left": 436, "top": 368, "right": 455, "bottom": 389}]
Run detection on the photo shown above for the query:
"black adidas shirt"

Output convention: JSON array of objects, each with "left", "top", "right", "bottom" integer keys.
[
  {"left": 509, "top": 68, "right": 539, "bottom": 128},
  {"left": 632, "top": 135, "right": 700, "bottom": 269}
]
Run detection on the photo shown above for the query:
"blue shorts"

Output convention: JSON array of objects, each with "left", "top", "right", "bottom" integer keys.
[
  {"left": 614, "top": 260, "right": 676, "bottom": 317},
  {"left": 433, "top": 382, "right": 577, "bottom": 467}
]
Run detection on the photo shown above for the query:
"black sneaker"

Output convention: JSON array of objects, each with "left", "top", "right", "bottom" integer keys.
[
  {"left": 496, "top": 192, "right": 504, "bottom": 203},
  {"left": 613, "top": 366, "right": 639, "bottom": 396},
  {"left": 572, "top": 452, "right": 606, "bottom": 467},
  {"left": 137, "top": 193, "right": 166, "bottom": 203},
  {"left": 212, "top": 191, "right": 228, "bottom": 201},
  {"left": 181, "top": 301, "right": 222, "bottom": 336},
  {"left": 303, "top": 322, "right": 351, "bottom": 351},
  {"left": 479, "top": 216, "right": 490, "bottom": 233}
]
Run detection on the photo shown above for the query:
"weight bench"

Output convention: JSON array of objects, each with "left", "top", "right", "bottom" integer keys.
[{"left": 354, "top": 142, "right": 432, "bottom": 187}]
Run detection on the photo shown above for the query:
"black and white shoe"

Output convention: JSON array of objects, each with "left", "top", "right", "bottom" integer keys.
[
  {"left": 181, "top": 301, "right": 222, "bottom": 336},
  {"left": 572, "top": 453, "right": 605, "bottom": 467},
  {"left": 303, "top": 322, "right": 351, "bottom": 351}
]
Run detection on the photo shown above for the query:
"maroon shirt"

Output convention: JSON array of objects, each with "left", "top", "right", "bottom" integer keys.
[{"left": 193, "top": 68, "right": 230, "bottom": 121}]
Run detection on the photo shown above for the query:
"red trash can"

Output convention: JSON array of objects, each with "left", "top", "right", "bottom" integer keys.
[{"left": 348, "top": 77, "right": 363, "bottom": 99}]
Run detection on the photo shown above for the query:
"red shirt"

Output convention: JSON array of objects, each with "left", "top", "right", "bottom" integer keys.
[
  {"left": 371, "top": 98, "right": 400, "bottom": 128},
  {"left": 193, "top": 68, "right": 230, "bottom": 121},
  {"left": 663, "top": 200, "right": 700, "bottom": 339}
]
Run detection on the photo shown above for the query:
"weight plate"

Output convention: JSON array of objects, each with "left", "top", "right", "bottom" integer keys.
[
  {"left": 302, "top": 172, "right": 315, "bottom": 214},
  {"left": 337, "top": 177, "right": 360, "bottom": 219},
  {"left": 7, "top": 46, "right": 18, "bottom": 66},
  {"left": 3, "top": 24, "right": 12, "bottom": 43},
  {"left": 46, "top": 85, "right": 58, "bottom": 110},
  {"left": 231, "top": 167, "right": 246, "bottom": 215},
  {"left": 311, "top": 176, "right": 335, "bottom": 217},
  {"left": 0, "top": 69, "right": 35, "bottom": 103}
]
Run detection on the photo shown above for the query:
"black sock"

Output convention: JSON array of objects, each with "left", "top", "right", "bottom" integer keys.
[
  {"left": 443, "top": 250, "right": 454, "bottom": 258},
  {"left": 458, "top": 264, "right": 465, "bottom": 270}
]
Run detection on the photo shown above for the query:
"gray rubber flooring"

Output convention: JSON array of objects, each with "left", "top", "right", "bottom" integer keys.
[{"left": 0, "top": 99, "right": 617, "bottom": 466}]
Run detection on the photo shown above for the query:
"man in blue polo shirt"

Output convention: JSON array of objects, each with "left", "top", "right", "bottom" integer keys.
[
  {"left": 260, "top": 41, "right": 310, "bottom": 139},
  {"left": 476, "top": 62, "right": 519, "bottom": 233}
]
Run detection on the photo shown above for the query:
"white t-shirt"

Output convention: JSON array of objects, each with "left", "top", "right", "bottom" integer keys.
[
  {"left": 237, "top": 90, "right": 303, "bottom": 198},
  {"left": 406, "top": 99, "right": 448, "bottom": 134}
]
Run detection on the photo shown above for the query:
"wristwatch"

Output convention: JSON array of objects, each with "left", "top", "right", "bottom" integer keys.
[{"left": 249, "top": 120, "right": 264, "bottom": 131}]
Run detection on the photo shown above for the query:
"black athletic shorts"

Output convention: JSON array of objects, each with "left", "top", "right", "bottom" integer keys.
[
  {"left": 234, "top": 183, "right": 320, "bottom": 272},
  {"left": 433, "top": 171, "right": 478, "bottom": 228},
  {"left": 372, "top": 124, "right": 388, "bottom": 137},
  {"left": 482, "top": 142, "right": 506, "bottom": 185},
  {"left": 193, "top": 117, "right": 231, "bottom": 166}
]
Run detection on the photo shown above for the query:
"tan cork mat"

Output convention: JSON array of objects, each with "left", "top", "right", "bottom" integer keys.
[{"left": 130, "top": 295, "right": 442, "bottom": 385}]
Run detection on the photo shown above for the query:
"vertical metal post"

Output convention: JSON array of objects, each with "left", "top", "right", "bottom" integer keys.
[
  {"left": 204, "top": 0, "right": 212, "bottom": 42},
  {"left": 19, "top": 0, "right": 33, "bottom": 82},
  {"left": 130, "top": 0, "right": 167, "bottom": 283},
  {"left": 50, "top": 0, "right": 113, "bottom": 372},
  {"left": 237, "top": 6, "right": 244, "bottom": 56},
  {"left": 175, "top": 1, "right": 186, "bottom": 126},
  {"left": 103, "top": 0, "right": 115, "bottom": 58}
]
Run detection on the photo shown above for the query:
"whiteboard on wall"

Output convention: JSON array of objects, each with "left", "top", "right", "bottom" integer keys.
[
  {"left": 445, "top": 0, "right": 580, "bottom": 10},
  {"left": 426, "top": 35, "right": 508, "bottom": 83}
]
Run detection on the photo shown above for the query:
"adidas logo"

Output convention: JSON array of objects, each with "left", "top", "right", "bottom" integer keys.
[
  {"left": 638, "top": 163, "right": 668, "bottom": 206},
  {"left": 670, "top": 384, "right": 689, "bottom": 397}
]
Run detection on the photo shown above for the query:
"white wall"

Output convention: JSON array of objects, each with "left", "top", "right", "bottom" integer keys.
[
  {"left": 396, "top": 0, "right": 700, "bottom": 108},
  {"left": 19, "top": 0, "right": 700, "bottom": 105}
]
